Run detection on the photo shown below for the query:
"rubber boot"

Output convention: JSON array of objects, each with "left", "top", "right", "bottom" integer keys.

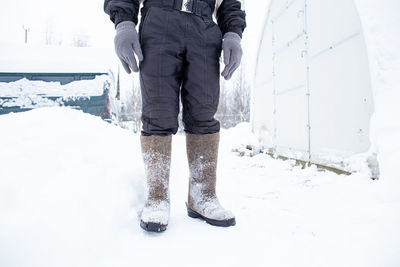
[
  {"left": 140, "top": 135, "right": 172, "bottom": 232},
  {"left": 186, "top": 132, "right": 236, "bottom": 227}
]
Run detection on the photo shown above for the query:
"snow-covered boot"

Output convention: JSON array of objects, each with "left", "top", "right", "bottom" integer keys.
[
  {"left": 140, "top": 135, "right": 172, "bottom": 232},
  {"left": 186, "top": 132, "right": 236, "bottom": 227}
]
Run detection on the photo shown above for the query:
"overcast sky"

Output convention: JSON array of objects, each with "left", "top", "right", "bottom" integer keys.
[
  {"left": 0, "top": 0, "right": 268, "bottom": 46},
  {"left": 0, "top": 0, "right": 115, "bottom": 47}
]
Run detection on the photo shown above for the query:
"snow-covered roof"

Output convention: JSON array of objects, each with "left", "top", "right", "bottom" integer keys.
[
  {"left": 0, "top": 44, "right": 118, "bottom": 73},
  {"left": 0, "top": 75, "right": 109, "bottom": 97}
]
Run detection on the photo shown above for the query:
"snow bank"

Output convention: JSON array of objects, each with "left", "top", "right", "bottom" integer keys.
[{"left": 0, "top": 108, "right": 145, "bottom": 267}]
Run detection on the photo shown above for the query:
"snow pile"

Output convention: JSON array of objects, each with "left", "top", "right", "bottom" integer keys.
[{"left": 0, "top": 108, "right": 399, "bottom": 267}]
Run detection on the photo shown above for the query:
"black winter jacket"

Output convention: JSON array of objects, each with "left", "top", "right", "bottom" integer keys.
[{"left": 104, "top": 0, "right": 246, "bottom": 37}]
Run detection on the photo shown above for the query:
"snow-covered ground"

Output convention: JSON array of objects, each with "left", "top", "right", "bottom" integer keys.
[
  {"left": 1, "top": 1, "right": 399, "bottom": 266},
  {"left": 0, "top": 107, "right": 399, "bottom": 267}
]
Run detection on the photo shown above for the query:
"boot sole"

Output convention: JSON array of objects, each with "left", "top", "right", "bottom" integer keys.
[
  {"left": 186, "top": 203, "right": 236, "bottom": 227},
  {"left": 140, "top": 220, "right": 167, "bottom": 233}
]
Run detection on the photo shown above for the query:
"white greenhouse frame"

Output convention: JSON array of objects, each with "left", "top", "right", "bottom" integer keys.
[{"left": 251, "top": 0, "right": 377, "bottom": 176}]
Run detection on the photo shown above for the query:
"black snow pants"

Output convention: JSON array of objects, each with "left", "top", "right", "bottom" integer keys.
[{"left": 139, "top": 0, "right": 222, "bottom": 136}]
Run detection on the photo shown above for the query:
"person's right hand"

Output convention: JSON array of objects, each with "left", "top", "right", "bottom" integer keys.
[{"left": 114, "top": 21, "right": 143, "bottom": 74}]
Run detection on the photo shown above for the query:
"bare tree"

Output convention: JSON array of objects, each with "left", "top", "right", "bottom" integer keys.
[
  {"left": 216, "top": 63, "right": 250, "bottom": 128},
  {"left": 73, "top": 34, "right": 89, "bottom": 47},
  {"left": 118, "top": 63, "right": 250, "bottom": 132}
]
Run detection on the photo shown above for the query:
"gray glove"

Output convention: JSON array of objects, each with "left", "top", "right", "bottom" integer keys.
[
  {"left": 114, "top": 21, "right": 143, "bottom": 74},
  {"left": 221, "top": 32, "right": 243, "bottom": 80}
]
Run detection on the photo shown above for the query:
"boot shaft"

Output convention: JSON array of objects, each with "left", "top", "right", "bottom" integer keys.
[
  {"left": 141, "top": 135, "right": 172, "bottom": 202},
  {"left": 186, "top": 132, "right": 219, "bottom": 201}
]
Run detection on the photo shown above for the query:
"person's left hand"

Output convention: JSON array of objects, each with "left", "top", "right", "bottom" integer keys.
[{"left": 221, "top": 32, "right": 243, "bottom": 80}]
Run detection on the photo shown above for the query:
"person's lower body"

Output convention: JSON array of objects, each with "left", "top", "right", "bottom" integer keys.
[{"left": 138, "top": 4, "right": 235, "bottom": 232}]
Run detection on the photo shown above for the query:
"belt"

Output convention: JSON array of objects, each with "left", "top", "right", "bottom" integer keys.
[
  {"left": 173, "top": 0, "right": 201, "bottom": 15},
  {"left": 144, "top": 0, "right": 213, "bottom": 17}
]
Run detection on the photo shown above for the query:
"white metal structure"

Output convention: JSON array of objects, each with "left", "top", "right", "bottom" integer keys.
[{"left": 252, "top": 0, "right": 374, "bottom": 170}]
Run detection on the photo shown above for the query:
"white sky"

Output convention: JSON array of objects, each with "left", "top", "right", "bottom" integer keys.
[
  {"left": 0, "top": 0, "right": 270, "bottom": 48},
  {"left": 241, "top": 0, "right": 271, "bottom": 77},
  {"left": 0, "top": 0, "right": 115, "bottom": 47}
]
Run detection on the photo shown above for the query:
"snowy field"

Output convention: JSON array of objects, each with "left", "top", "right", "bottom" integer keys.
[
  {"left": 1, "top": 1, "right": 399, "bottom": 266},
  {"left": 0, "top": 107, "right": 399, "bottom": 267}
]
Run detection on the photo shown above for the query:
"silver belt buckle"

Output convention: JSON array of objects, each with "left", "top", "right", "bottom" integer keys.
[{"left": 181, "top": 0, "right": 193, "bottom": 13}]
